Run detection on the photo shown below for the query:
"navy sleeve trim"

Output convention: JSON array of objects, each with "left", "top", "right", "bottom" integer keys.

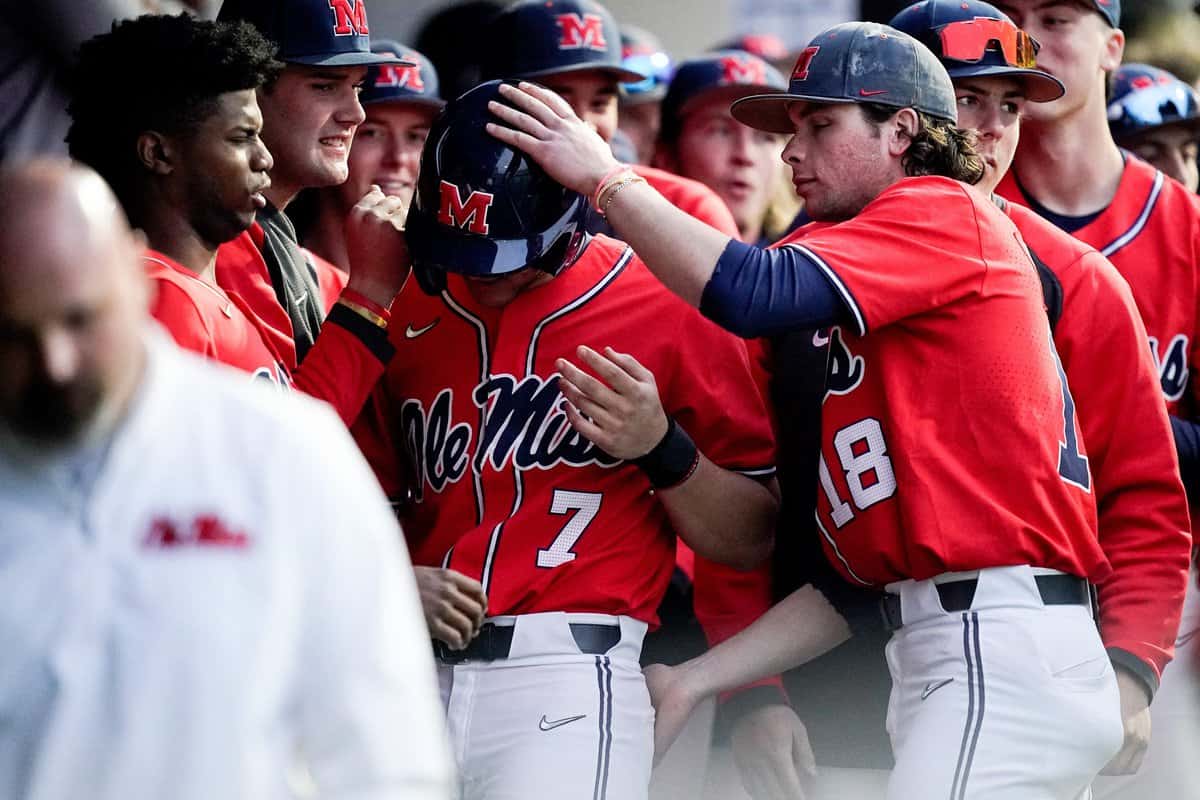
[
  {"left": 698, "top": 239, "right": 855, "bottom": 338},
  {"left": 1108, "top": 647, "right": 1159, "bottom": 702},
  {"left": 787, "top": 243, "right": 867, "bottom": 336},
  {"left": 326, "top": 303, "right": 396, "bottom": 364}
]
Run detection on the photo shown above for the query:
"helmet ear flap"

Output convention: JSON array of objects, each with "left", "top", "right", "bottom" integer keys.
[{"left": 414, "top": 262, "right": 447, "bottom": 296}]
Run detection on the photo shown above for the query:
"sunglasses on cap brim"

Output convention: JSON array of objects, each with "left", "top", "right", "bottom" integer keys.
[
  {"left": 620, "top": 51, "right": 672, "bottom": 97},
  {"left": 937, "top": 17, "right": 1040, "bottom": 70}
]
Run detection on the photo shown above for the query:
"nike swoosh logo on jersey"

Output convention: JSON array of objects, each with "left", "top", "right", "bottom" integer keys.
[
  {"left": 539, "top": 714, "right": 587, "bottom": 731},
  {"left": 405, "top": 319, "right": 439, "bottom": 339},
  {"left": 812, "top": 329, "right": 831, "bottom": 347},
  {"left": 921, "top": 678, "right": 954, "bottom": 701}
]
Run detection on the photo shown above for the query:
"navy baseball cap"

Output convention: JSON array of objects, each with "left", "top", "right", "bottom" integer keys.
[
  {"left": 1108, "top": 63, "right": 1200, "bottom": 141},
  {"left": 713, "top": 33, "right": 790, "bottom": 64},
  {"left": 218, "top": 0, "right": 405, "bottom": 68},
  {"left": 890, "top": 0, "right": 1064, "bottom": 103},
  {"left": 732, "top": 22, "right": 957, "bottom": 134},
  {"left": 1093, "top": 0, "right": 1119, "bottom": 28},
  {"left": 480, "top": 0, "right": 646, "bottom": 83},
  {"left": 660, "top": 51, "right": 787, "bottom": 142},
  {"left": 361, "top": 41, "right": 443, "bottom": 109}
]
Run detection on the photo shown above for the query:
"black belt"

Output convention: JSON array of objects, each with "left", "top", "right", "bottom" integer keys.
[
  {"left": 433, "top": 622, "right": 621, "bottom": 664},
  {"left": 880, "top": 573, "right": 1094, "bottom": 632}
]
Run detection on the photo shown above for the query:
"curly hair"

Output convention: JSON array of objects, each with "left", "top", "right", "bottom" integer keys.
[
  {"left": 66, "top": 14, "right": 282, "bottom": 215},
  {"left": 861, "top": 103, "right": 985, "bottom": 186}
]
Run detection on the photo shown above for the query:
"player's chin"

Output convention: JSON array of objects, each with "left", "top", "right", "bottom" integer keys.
[{"left": 310, "top": 154, "right": 351, "bottom": 188}]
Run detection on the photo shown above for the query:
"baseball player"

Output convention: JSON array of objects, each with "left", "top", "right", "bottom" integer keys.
[
  {"left": 491, "top": 21, "right": 1126, "bottom": 799},
  {"left": 299, "top": 41, "right": 444, "bottom": 271},
  {"left": 0, "top": 159, "right": 452, "bottom": 800},
  {"left": 1108, "top": 63, "right": 1200, "bottom": 192},
  {"left": 65, "top": 14, "right": 287, "bottom": 383},
  {"left": 481, "top": 0, "right": 741, "bottom": 238},
  {"left": 213, "top": 0, "right": 411, "bottom": 425},
  {"left": 992, "top": 1, "right": 1200, "bottom": 797},
  {"left": 357, "top": 80, "right": 782, "bottom": 800},
  {"left": 654, "top": 50, "right": 794, "bottom": 246},
  {"left": 616, "top": 25, "right": 673, "bottom": 166}
]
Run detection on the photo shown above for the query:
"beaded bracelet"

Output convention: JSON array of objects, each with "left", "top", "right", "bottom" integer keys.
[
  {"left": 592, "top": 163, "right": 631, "bottom": 213},
  {"left": 599, "top": 175, "right": 647, "bottom": 218}
]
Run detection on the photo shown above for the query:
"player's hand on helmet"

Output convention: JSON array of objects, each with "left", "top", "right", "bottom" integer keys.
[
  {"left": 344, "top": 185, "right": 412, "bottom": 309},
  {"left": 413, "top": 565, "right": 487, "bottom": 650},
  {"left": 731, "top": 704, "right": 818, "bottom": 800},
  {"left": 1100, "top": 666, "right": 1152, "bottom": 775},
  {"left": 643, "top": 662, "right": 702, "bottom": 763},
  {"left": 487, "top": 82, "right": 622, "bottom": 197},
  {"left": 556, "top": 345, "right": 669, "bottom": 461}
]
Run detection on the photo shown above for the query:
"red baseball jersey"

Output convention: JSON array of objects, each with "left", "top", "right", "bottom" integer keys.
[
  {"left": 368, "top": 234, "right": 775, "bottom": 623},
  {"left": 144, "top": 250, "right": 289, "bottom": 384},
  {"left": 784, "top": 176, "right": 1103, "bottom": 587},
  {"left": 635, "top": 164, "right": 741, "bottom": 238},
  {"left": 1003, "top": 201, "right": 1191, "bottom": 681},
  {"left": 216, "top": 225, "right": 387, "bottom": 425},
  {"left": 998, "top": 156, "right": 1200, "bottom": 416}
]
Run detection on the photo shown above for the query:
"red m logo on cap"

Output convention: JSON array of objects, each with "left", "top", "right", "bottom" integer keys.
[
  {"left": 376, "top": 61, "right": 425, "bottom": 91},
  {"left": 791, "top": 46, "right": 820, "bottom": 82},
  {"left": 556, "top": 13, "right": 607, "bottom": 51},
  {"left": 720, "top": 55, "right": 767, "bottom": 86},
  {"left": 329, "top": 0, "right": 369, "bottom": 36},
  {"left": 438, "top": 181, "right": 494, "bottom": 235}
]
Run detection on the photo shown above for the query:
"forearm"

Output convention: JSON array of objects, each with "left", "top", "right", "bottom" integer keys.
[
  {"left": 658, "top": 460, "right": 778, "bottom": 570},
  {"left": 604, "top": 180, "right": 733, "bottom": 307},
  {"left": 676, "top": 585, "right": 851, "bottom": 700}
]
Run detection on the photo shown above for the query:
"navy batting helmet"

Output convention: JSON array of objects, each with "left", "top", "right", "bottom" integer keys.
[
  {"left": 480, "top": 0, "right": 646, "bottom": 83},
  {"left": 890, "top": 0, "right": 1064, "bottom": 103},
  {"left": 405, "top": 81, "right": 591, "bottom": 296},
  {"left": 1108, "top": 63, "right": 1200, "bottom": 142},
  {"left": 732, "top": 22, "right": 957, "bottom": 134},
  {"left": 218, "top": 0, "right": 402, "bottom": 68}
]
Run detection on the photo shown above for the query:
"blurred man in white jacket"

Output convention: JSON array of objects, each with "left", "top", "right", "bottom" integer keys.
[{"left": 0, "top": 159, "right": 453, "bottom": 800}]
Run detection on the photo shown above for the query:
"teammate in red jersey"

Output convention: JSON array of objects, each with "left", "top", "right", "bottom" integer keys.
[
  {"left": 299, "top": 41, "right": 444, "bottom": 271},
  {"left": 1108, "top": 63, "right": 1200, "bottom": 193},
  {"left": 492, "top": 20, "right": 1126, "bottom": 799},
  {"left": 360, "top": 80, "right": 781, "bottom": 800},
  {"left": 65, "top": 14, "right": 288, "bottom": 384},
  {"left": 990, "top": 1, "right": 1200, "bottom": 796},
  {"left": 214, "top": 0, "right": 414, "bottom": 424}
]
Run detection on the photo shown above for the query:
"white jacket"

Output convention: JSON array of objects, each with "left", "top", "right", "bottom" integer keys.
[{"left": 0, "top": 333, "right": 452, "bottom": 800}]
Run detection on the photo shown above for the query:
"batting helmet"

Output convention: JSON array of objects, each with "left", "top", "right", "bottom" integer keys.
[
  {"left": 659, "top": 50, "right": 788, "bottom": 143},
  {"left": 218, "top": 0, "right": 402, "bottom": 68},
  {"left": 731, "top": 22, "right": 957, "bottom": 134},
  {"left": 480, "top": 0, "right": 646, "bottom": 83},
  {"left": 1108, "top": 63, "right": 1200, "bottom": 142},
  {"left": 405, "top": 81, "right": 591, "bottom": 296},
  {"left": 890, "top": 0, "right": 1064, "bottom": 103},
  {"left": 361, "top": 41, "right": 444, "bottom": 110}
]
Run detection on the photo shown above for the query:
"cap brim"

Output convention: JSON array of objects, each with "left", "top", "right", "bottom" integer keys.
[
  {"left": 730, "top": 92, "right": 856, "bottom": 134},
  {"left": 947, "top": 65, "right": 1065, "bottom": 103},
  {"left": 518, "top": 62, "right": 649, "bottom": 85},
  {"left": 363, "top": 96, "right": 446, "bottom": 111},
  {"left": 286, "top": 51, "right": 414, "bottom": 68}
]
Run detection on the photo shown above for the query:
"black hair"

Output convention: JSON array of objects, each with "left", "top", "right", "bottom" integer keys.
[
  {"left": 861, "top": 102, "right": 986, "bottom": 185},
  {"left": 66, "top": 14, "right": 282, "bottom": 215}
]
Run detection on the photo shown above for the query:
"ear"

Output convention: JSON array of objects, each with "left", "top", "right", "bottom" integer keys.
[
  {"left": 1100, "top": 26, "right": 1125, "bottom": 74},
  {"left": 889, "top": 108, "right": 920, "bottom": 157},
  {"left": 135, "top": 131, "right": 175, "bottom": 176}
]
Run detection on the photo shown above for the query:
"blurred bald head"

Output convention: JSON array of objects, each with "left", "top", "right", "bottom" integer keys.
[{"left": 0, "top": 160, "right": 149, "bottom": 448}]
